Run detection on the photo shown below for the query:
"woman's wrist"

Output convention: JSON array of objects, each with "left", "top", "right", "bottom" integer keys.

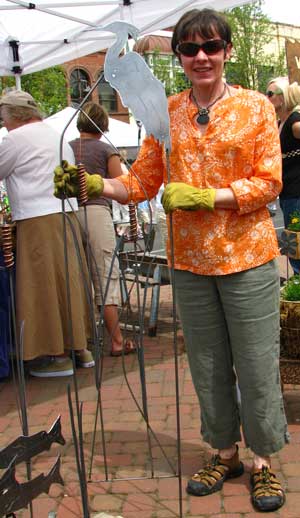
[{"left": 214, "top": 188, "right": 239, "bottom": 210}]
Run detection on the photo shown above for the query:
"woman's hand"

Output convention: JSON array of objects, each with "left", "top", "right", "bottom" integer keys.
[
  {"left": 54, "top": 161, "right": 79, "bottom": 198},
  {"left": 54, "top": 161, "right": 104, "bottom": 199},
  {"left": 162, "top": 182, "right": 216, "bottom": 213}
]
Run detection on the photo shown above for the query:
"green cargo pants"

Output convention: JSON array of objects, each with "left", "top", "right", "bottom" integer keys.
[{"left": 175, "top": 260, "right": 289, "bottom": 457}]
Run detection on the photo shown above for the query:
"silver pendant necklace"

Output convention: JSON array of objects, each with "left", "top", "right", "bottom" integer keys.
[{"left": 191, "top": 83, "right": 227, "bottom": 125}]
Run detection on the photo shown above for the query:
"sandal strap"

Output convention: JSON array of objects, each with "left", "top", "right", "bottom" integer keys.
[
  {"left": 191, "top": 455, "right": 230, "bottom": 488},
  {"left": 252, "top": 466, "right": 284, "bottom": 498}
]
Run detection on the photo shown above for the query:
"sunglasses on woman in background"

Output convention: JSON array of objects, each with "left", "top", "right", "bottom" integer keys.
[
  {"left": 176, "top": 39, "right": 227, "bottom": 57},
  {"left": 266, "top": 89, "right": 282, "bottom": 98}
]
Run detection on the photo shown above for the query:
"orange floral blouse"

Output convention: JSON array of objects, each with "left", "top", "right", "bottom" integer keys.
[{"left": 119, "top": 87, "right": 282, "bottom": 275}]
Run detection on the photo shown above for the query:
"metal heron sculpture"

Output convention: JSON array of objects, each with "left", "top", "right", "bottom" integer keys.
[
  {"left": 94, "top": 21, "right": 183, "bottom": 518},
  {"left": 103, "top": 21, "right": 171, "bottom": 150}
]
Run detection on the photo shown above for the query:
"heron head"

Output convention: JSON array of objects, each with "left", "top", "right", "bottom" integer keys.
[{"left": 101, "top": 21, "right": 140, "bottom": 42}]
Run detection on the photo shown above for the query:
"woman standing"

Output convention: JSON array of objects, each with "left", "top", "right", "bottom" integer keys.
[
  {"left": 56, "top": 9, "right": 287, "bottom": 511},
  {"left": 0, "top": 90, "right": 93, "bottom": 377},
  {"left": 70, "top": 102, "right": 135, "bottom": 356},
  {"left": 266, "top": 77, "right": 300, "bottom": 274}
]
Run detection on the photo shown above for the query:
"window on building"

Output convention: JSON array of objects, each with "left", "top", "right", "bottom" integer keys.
[
  {"left": 70, "top": 68, "right": 91, "bottom": 106},
  {"left": 97, "top": 72, "right": 117, "bottom": 112}
]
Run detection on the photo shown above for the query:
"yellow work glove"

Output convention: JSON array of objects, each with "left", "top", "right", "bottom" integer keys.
[
  {"left": 86, "top": 174, "right": 104, "bottom": 199},
  {"left": 54, "top": 160, "right": 79, "bottom": 198},
  {"left": 54, "top": 160, "right": 104, "bottom": 199},
  {"left": 162, "top": 182, "right": 216, "bottom": 214}
]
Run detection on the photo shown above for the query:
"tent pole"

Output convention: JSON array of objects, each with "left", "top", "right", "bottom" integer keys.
[
  {"left": 8, "top": 39, "right": 22, "bottom": 90},
  {"left": 15, "top": 75, "right": 22, "bottom": 90}
]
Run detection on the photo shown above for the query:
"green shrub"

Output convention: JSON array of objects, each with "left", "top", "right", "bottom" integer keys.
[
  {"left": 287, "top": 211, "right": 300, "bottom": 232},
  {"left": 281, "top": 275, "right": 300, "bottom": 301}
]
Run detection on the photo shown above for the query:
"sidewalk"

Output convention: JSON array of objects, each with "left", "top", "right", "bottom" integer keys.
[{"left": 1, "top": 257, "right": 300, "bottom": 518}]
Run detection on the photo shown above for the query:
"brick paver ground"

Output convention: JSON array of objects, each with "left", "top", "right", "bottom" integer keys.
[{"left": 1, "top": 256, "right": 300, "bottom": 518}]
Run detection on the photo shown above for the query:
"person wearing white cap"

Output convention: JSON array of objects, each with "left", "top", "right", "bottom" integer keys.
[{"left": 0, "top": 89, "right": 94, "bottom": 377}]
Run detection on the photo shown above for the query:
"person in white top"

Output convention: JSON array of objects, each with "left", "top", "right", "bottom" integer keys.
[{"left": 0, "top": 89, "right": 93, "bottom": 377}]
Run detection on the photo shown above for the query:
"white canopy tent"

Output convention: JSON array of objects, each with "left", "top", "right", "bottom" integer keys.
[
  {"left": 45, "top": 106, "right": 141, "bottom": 148},
  {"left": 0, "top": 0, "right": 251, "bottom": 78}
]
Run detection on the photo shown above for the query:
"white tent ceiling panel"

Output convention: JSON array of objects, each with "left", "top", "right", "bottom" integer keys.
[{"left": 0, "top": 0, "right": 251, "bottom": 76}]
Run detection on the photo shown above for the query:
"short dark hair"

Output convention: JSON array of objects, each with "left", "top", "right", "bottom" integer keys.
[
  {"left": 172, "top": 8, "right": 232, "bottom": 57},
  {"left": 77, "top": 101, "right": 109, "bottom": 134}
]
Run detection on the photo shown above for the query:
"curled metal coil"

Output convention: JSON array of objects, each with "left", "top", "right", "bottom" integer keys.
[
  {"left": 1, "top": 224, "right": 14, "bottom": 268},
  {"left": 128, "top": 201, "right": 138, "bottom": 242},
  {"left": 77, "top": 163, "right": 88, "bottom": 206}
]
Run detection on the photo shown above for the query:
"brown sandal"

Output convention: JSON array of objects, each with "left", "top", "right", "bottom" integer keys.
[
  {"left": 186, "top": 447, "right": 244, "bottom": 496},
  {"left": 251, "top": 465, "right": 285, "bottom": 512},
  {"left": 110, "top": 340, "right": 137, "bottom": 357}
]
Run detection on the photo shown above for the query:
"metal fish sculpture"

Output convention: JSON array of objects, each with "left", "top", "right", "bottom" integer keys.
[
  {"left": 0, "top": 456, "right": 64, "bottom": 516},
  {"left": 0, "top": 416, "right": 65, "bottom": 469},
  {"left": 0, "top": 461, "right": 17, "bottom": 495}
]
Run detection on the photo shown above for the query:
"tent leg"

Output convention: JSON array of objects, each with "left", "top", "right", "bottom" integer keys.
[{"left": 15, "top": 75, "right": 22, "bottom": 90}]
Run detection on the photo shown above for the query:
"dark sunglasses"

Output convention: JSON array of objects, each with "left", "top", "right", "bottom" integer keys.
[
  {"left": 266, "top": 89, "right": 282, "bottom": 98},
  {"left": 176, "top": 39, "right": 227, "bottom": 57}
]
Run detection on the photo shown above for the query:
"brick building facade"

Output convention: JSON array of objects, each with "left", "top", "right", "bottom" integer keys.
[{"left": 62, "top": 50, "right": 130, "bottom": 123}]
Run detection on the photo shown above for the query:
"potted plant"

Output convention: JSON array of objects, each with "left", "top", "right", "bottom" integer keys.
[
  {"left": 280, "top": 210, "right": 300, "bottom": 259},
  {"left": 280, "top": 275, "right": 300, "bottom": 384}
]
